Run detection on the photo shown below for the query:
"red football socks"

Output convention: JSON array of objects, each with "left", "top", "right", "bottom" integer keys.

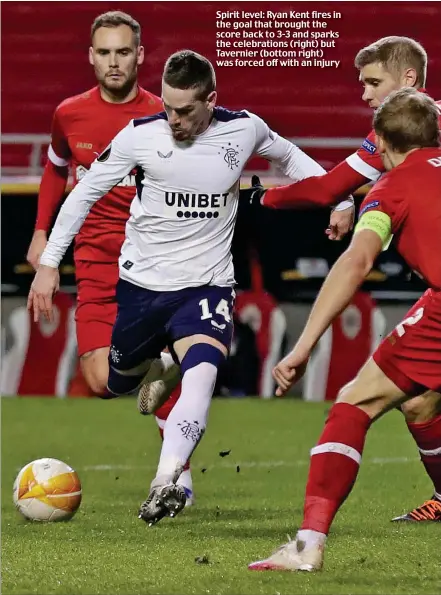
[
  {"left": 301, "top": 402, "right": 372, "bottom": 534},
  {"left": 407, "top": 414, "right": 441, "bottom": 496}
]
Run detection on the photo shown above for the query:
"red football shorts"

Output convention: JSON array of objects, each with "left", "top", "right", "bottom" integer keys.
[
  {"left": 75, "top": 261, "right": 119, "bottom": 357},
  {"left": 373, "top": 289, "right": 441, "bottom": 394}
]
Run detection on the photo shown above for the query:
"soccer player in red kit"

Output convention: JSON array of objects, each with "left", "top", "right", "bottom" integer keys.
[
  {"left": 250, "top": 36, "right": 441, "bottom": 523},
  {"left": 249, "top": 88, "right": 441, "bottom": 572},
  {"left": 26, "top": 11, "right": 193, "bottom": 502}
]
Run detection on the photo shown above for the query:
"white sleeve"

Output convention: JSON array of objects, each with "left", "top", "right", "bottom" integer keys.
[
  {"left": 249, "top": 112, "right": 354, "bottom": 211},
  {"left": 345, "top": 152, "right": 382, "bottom": 182},
  {"left": 39, "top": 122, "right": 137, "bottom": 268},
  {"left": 248, "top": 111, "right": 326, "bottom": 180},
  {"left": 333, "top": 197, "right": 354, "bottom": 211}
]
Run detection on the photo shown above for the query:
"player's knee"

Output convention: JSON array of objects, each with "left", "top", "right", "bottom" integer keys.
[
  {"left": 180, "top": 343, "right": 226, "bottom": 376},
  {"left": 84, "top": 371, "right": 108, "bottom": 397},
  {"left": 401, "top": 392, "right": 441, "bottom": 423},
  {"left": 335, "top": 377, "right": 379, "bottom": 419},
  {"left": 176, "top": 344, "right": 226, "bottom": 435},
  {"left": 336, "top": 358, "right": 409, "bottom": 420},
  {"left": 336, "top": 378, "right": 365, "bottom": 406},
  {"left": 80, "top": 354, "right": 109, "bottom": 397}
]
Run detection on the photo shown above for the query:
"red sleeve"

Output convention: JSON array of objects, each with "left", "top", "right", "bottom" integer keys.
[
  {"left": 35, "top": 108, "right": 70, "bottom": 231},
  {"left": 48, "top": 107, "right": 71, "bottom": 164},
  {"left": 358, "top": 173, "right": 407, "bottom": 232},
  {"left": 262, "top": 160, "right": 369, "bottom": 209},
  {"left": 35, "top": 161, "right": 69, "bottom": 231}
]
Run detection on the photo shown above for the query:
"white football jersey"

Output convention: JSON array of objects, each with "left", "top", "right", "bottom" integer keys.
[{"left": 41, "top": 107, "right": 325, "bottom": 290}]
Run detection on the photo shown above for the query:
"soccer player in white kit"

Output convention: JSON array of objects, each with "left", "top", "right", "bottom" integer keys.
[{"left": 28, "top": 49, "right": 351, "bottom": 525}]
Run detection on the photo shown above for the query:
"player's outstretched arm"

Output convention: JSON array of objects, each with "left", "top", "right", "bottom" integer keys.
[
  {"left": 249, "top": 111, "right": 326, "bottom": 182},
  {"left": 261, "top": 161, "right": 368, "bottom": 210},
  {"left": 39, "top": 122, "right": 137, "bottom": 269},
  {"left": 248, "top": 112, "right": 357, "bottom": 239},
  {"left": 261, "top": 129, "right": 384, "bottom": 212},
  {"left": 296, "top": 229, "right": 382, "bottom": 351},
  {"left": 273, "top": 228, "right": 383, "bottom": 396},
  {"left": 28, "top": 122, "right": 137, "bottom": 323},
  {"left": 27, "top": 162, "right": 69, "bottom": 270}
]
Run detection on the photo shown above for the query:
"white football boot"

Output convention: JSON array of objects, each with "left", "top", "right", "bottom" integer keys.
[
  {"left": 248, "top": 536, "right": 324, "bottom": 572},
  {"left": 138, "top": 479, "right": 187, "bottom": 527}
]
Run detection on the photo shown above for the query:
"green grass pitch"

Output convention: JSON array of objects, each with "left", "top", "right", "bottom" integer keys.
[{"left": 2, "top": 397, "right": 440, "bottom": 594}]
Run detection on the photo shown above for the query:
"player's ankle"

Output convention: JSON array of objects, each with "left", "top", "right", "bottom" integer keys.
[{"left": 296, "top": 529, "right": 327, "bottom": 549}]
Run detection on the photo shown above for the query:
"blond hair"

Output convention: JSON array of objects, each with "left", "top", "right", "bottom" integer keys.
[
  {"left": 355, "top": 36, "right": 427, "bottom": 87},
  {"left": 373, "top": 88, "right": 440, "bottom": 153}
]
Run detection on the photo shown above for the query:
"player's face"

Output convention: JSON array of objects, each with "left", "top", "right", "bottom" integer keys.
[
  {"left": 162, "top": 83, "right": 217, "bottom": 141},
  {"left": 359, "top": 63, "right": 407, "bottom": 109},
  {"left": 89, "top": 25, "right": 144, "bottom": 97}
]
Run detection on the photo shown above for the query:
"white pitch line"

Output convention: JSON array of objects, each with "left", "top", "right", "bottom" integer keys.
[
  {"left": 81, "top": 456, "right": 418, "bottom": 472},
  {"left": 370, "top": 456, "right": 416, "bottom": 464}
]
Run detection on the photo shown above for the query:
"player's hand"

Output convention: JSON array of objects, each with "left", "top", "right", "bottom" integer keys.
[
  {"left": 241, "top": 175, "right": 266, "bottom": 206},
  {"left": 27, "top": 265, "right": 60, "bottom": 323},
  {"left": 273, "top": 345, "right": 311, "bottom": 397},
  {"left": 27, "top": 230, "right": 48, "bottom": 270},
  {"left": 326, "top": 204, "right": 355, "bottom": 241}
]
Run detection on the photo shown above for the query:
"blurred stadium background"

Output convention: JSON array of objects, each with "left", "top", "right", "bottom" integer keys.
[{"left": 2, "top": 1, "right": 441, "bottom": 398}]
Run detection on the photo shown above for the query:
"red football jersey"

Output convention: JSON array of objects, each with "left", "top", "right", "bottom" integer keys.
[
  {"left": 346, "top": 98, "right": 441, "bottom": 182},
  {"left": 358, "top": 148, "right": 441, "bottom": 290},
  {"left": 48, "top": 86, "right": 162, "bottom": 261}
]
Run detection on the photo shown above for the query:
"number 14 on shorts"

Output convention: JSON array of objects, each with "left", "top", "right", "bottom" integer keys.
[{"left": 199, "top": 298, "right": 232, "bottom": 323}]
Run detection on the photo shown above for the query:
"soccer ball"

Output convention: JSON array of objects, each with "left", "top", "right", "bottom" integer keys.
[{"left": 13, "top": 458, "right": 82, "bottom": 522}]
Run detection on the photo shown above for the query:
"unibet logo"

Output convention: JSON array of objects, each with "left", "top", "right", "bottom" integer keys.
[
  {"left": 164, "top": 192, "right": 229, "bottom": 219},
  {"left": 428, "top": 157, "right": 441, "bottom": 167}
]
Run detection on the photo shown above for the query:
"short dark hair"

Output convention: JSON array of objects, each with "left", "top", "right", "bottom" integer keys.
[
  {"left": 373, "top": 88, "right": 440, "bottom": 153},
  {"left": 91, "top": 11, "right": 141, "bottom": 47},
  {"left": 355, "top": 36, "right": 427, "bottom": 87},
  {"left": 163, "top": 50, "right": 216, "bottom": 100}
]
